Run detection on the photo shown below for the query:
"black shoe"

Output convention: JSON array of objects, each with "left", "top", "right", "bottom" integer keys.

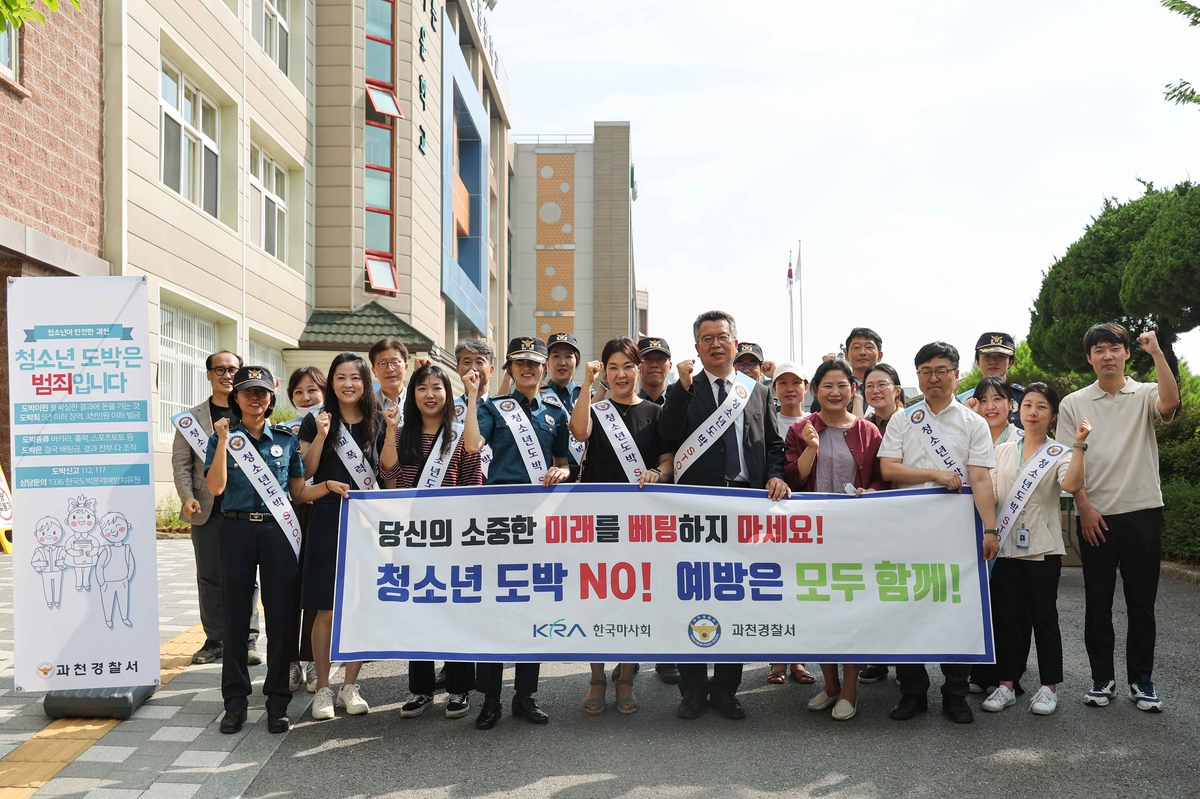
[
  {"left": 193, "top": 641, "right": 223, "bottom": 665},
  {"left": 219, "top": 709, "right": 246, "bottom": 734},
  {"left": 267, "top": 713, "right": 290, "bottom": 733},
  {"left": 858, "top": 665, "right": 888, "bottom": 684},
  {"left": 655, "top": 664, "right": 682, "bottom": 685},
  {"left": 943, "top": 695, "right": 974, "bottom": 724},
  {"left": 889, "top": 694, "right": 928, "bottom": 721},
  {"left": 511, "top": 693, "right": 549, "bottom": 724},
  {"left": 709, "top": 690, "right": 746, "bottom": 720},
  {"left": 246, "top": 645, "right": 262, "bottom": 667},
  {"left": 434, "top": 665, "right": 447, "bottom": 692},
  {"left": 475, "top": 696, "right": 502, "bottom": 730},
  {"left": 609, "top": 664, "right": 641, "bottom": 683},
  {"left": 677, "top": 687, "right": 708, "bottom": 720}
]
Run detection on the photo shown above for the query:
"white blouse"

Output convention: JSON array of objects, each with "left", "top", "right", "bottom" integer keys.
[{"left": 991, "top": 439, "right": 1072, "bottom": 561}]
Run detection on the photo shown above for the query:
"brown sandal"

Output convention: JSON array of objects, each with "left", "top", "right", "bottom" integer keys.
[
  {"left": 615, "top": 678, "right": 638, "bottom": 715},
  {"left": 767, "top": 665, "right": 787, "bottom": 685},
  {"left": 791, "top": 664, "right": 816, "bottom": 684},
  {"left": 583, "top": 679, "right": 607, "bottom": 714}
]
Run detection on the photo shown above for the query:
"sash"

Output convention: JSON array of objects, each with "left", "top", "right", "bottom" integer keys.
[
  {"left": 996, "top": 441, "right": 1070, "bottom": 549},
  {"left": 492, "top": 397, "right": 548, "bottom": 483},
  {"left": 171, "top": 409, "right": 210, "bottom": 458},
  {"left": 905, "top": 407, "right": 966, "bottom": 482},
  {"left": 591, "top": 400, "right": 646, "bottom": 483},
  {"left": 673, "top": 372, "right": 757, "bottom": 482},
  {"left": 333, "top": 422, "right": 378, "bottom": 491},
  {"left": 225, "top": 431, "right": 302, "bottom": 559},
  {"left": 418, "top": 423, "right": 464, "bottom": 488},
  {"left": 541, "top": 388, "right": 586, "bottom": 465},
  {"left": 281, "top": 404, "right": 322, "bottom": 434},
  {"left": 454, "top": 398, "right": 492, "bottom": 476}
]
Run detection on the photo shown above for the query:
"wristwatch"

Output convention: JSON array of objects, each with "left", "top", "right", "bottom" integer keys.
[
  {"left": 983, "top": 528, "right": 999, "bottom": 535},
  {"left": 1073, "top": 442, "right": 1088, "bottom": 451}
]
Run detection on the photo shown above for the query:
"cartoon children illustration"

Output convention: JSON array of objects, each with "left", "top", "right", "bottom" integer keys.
[
  {"left": 64, "top": 495, "right": 100, "bottom": 592},
  {"left": 97, "top": 511, "right": 135, "bottom": 629},
  {"left": 31, "top": 517, "right": 66, "bottom": 609}
]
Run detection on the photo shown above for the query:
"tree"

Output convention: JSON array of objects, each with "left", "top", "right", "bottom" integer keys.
[
  {"left": 0, "top": 0, "right": 78, "bottom": 28},
  {"left": 1122, "top": 182, "right": 1200, "bottom": 341},
  {"left": 958, "top": 341, "right": 1094, "bottom": 399},
  {"left": 1163, "top": 1, "right": 1200, "bottom": 109},
  {"left": 1028, "top": 182, "right": 1182, "bottom": 377}
]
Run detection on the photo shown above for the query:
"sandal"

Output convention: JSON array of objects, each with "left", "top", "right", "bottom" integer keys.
[
  {"left": 791, "top": 664, "right": 816, "bottom": 684},
  {"left": 767, "top": 665, "right": 787, "bottom": 685},
  {"left": 615, "top": 678, "right": 638, "bottom": 715},
  {"left": 583, "top": 679, "right": 607, "bottom": 714}
]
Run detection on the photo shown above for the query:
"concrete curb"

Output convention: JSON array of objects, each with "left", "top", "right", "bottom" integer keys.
[{"left": 1162, "top": 561, "right": 1200, "bottom": 586}]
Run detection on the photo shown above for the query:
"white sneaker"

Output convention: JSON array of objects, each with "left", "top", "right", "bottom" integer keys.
[
  {"left": 982, "top": 685, "right": 1017, "bottom": 712},
  {"left": 305, "top": 662, "right": 318, "bottom": 693},
  {"left": 288, "top": 662, "right": 304, "bottom": 693},
  {"left": 1129, "top": 677, "right": 1163, "bottom": 712},
  {"left": 1029, "top": 686, "right": 1057, "bottom": 715},
  {"left": 337, "top": 683, "right": 370, "bottom": 715},
  {"left": 311, "top": 686, "right": 335, "bottom": 720},
  {"left": 1083, "top": 679, "right": 1117, "bottom": 707}
]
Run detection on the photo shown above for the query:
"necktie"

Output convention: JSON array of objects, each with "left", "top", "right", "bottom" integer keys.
[{"left": 716, "top": 378, "right": 740, "bottom": 480}]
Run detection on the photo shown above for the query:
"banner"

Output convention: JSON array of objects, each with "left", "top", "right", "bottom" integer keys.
[
  {"left": 332, "top": 485, "right": 993, "bottom": 664},
  {"left": 8, "top": 276, "right": 161, "bottom": 691}
]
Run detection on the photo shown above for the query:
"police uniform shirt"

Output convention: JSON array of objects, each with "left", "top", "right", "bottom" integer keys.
[
  {"left": 878, "top": 400, "right": 994, "bottom": 488},
  {"left": 203, "top": 422, "right": 305, "bottom": 513},
  {"left": 543, "top": 381, "right": 581, "bottom": 411},
  {"left": 477, "top": 393, "right": 569, "bottom": 484}
]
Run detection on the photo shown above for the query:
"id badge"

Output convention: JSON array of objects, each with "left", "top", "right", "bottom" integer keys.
[{"left": 1015, "top": 527, "right": 1030, "bottom": 549}]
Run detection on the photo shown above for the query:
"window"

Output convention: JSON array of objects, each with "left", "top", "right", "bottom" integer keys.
[
  {"left": 248, "top": 338, "right": 284, "bottom": 384},
  {"left": 365, "top": 255, "right": 399, "bottom": 293},
  {"left": 0, "top": 22, "right": 17, "bottom": 83},
  {"left": 158, "top": 302, "right": 220, "bottom": 441},
  {"left": 364, "top": 0, "right": 397, "bottom": 295},
  {"left": 160, "top": 58, "right": 219, "bottom": 218},
  {"left": 249, "top": 143, "right": 288, "bottom": 261},
  {"left": 252, "top": 0, "right": 289, "bottom": 75}
]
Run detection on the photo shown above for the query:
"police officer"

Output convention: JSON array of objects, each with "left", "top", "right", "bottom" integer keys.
[
  {"left": 205, "top": 366, "right": 325, "bottom": 735},
  {"left": 462, "top": 337, "right": 571, "bottom": 729},
  {"left": 637, "top": 337, "right": 672, "bottom": 406},
  {"left": 541, "top": 332, "right": 585, "bottom": 480},
  {"left": 961, "top": 332, "right": 1025, "bottom": 428}
]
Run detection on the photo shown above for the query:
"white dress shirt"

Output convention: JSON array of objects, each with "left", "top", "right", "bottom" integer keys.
[
  {"left": 880, "top": 399, "right": 994, "bottom": 486},
  {"left": 702, "top": 368, "right": 748, "bottom": 482}
]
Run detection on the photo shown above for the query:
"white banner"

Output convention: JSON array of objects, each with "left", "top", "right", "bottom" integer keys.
[
  {"left": 332, "top": 485, "right": 993, "bottom": 664},
  {"left": 8, "top": 276, "right": 161, "bottom": 691}
]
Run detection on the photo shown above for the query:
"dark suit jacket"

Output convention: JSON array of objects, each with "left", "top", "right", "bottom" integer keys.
[{"left": 661, "top": 371, "right": 785, "bottom": 489}]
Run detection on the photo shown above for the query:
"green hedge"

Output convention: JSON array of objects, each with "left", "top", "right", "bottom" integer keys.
[
  {"left": 1163, "top": 481, "right": 1200, "bottom": 565},
  {"left": 1158, "top": 405, "right": 1200, "bottom": 485}
]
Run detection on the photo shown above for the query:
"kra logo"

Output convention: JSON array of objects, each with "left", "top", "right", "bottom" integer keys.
[
  {"left": 689, "top": 614, "right": 721, "bottom": 648},
  {"left": 533, "top": 619, "right": 587, "bottom": 638}
]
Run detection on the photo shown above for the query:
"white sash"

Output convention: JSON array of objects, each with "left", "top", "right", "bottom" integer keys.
[
  {"left": 454, "top": 398, "right": 492, "bottom": 476},
  {"left": 418, "top": 423, "right": 464, "bottom": 488},
  {"left": 225, "top": 431, "right": 302, "bottom": 559},
  {"left": 171, "top": 409, "right": 210, "bottom": 458},
  {"left": 333, "top": 422, "right": 378, "bottom": 490},
  {"left": 996, "top": 440, "right": 1070, "bottom": 549},
  {"left": 281, "top": 404, "right": 322, "bottom": 434},
  {"left": 673, "top": 372, "right": 757, "bottom": 482},
  {"left": 590, "top": 400, "right": 646, "bottom": 483},
  {"left": 906, "top": 407, "right": 966, "bottom": 481},
  {"left": 541, "top": 387, "right": 586, "bottom": 465},
  {"left": 492, "top": 397, "right": 548, "bottom": 483}
]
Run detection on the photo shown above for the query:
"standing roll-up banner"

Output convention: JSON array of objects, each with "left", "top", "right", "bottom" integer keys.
[{"left": 7, "top": 276, "right": 161, "bottom": 692}]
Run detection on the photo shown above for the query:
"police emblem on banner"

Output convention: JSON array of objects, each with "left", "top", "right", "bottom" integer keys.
[
  {"left": 1046, "top": 444, "right": 1065, "bottom": 457},
  {"left": 497, "top": 399, "right": 517, "bottom": 413},
  {"left": 688, "top": 614, "right": 721, "bottom": 648},
  {"left": 734, "top": 384, "right": 748, "bottom": 399},
  {"left": 229, "top": 436, "right": 246, "bottom": 452},
  {"left": 910, "top": 409, "right": 925, "bottom": 423},
  {"left": 179, "top": 416, "right": 192, "bottom": 428}
]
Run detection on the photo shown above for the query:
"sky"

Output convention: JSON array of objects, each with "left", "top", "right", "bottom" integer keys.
[{"left": 489, "top": 0, "right": 1200, "bottom": 386}]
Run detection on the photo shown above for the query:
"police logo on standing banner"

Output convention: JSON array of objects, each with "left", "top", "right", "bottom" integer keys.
[
  {"left": 36, "top": 662, "right": 53, "bottom": 679},
  {"left": 910, "top": 409, "right": 925, "bottom": 424},
  {"left": 689, "top": 614, "right": 721, "bottom": 647},
  {"left": 498, "top": 399, "right": 517, "bottom": 413}
]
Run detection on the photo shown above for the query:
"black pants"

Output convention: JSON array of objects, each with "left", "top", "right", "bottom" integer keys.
[
  {"left": 1080, "top": 507, "right": 1163, "bottom": 683},
  {"left": 475, "top": 663, "right": 539, "bottom": 698},
  {"left": 293, "top": 504, "right": 314, "bottom": 662},
  {"left": 220, "top": 517, "right": 298, "bottom": 715},
  {"left": 678, "top": 663, "right": 743, "bottom": 694},
  {"left": 970, "top": 567, "right": 1003, "bottom": 691},
  {"left": 411, "top": 661, "right": 474, "bottom": 695},
  {"left": 895, "top": 663, "right": 970, "bottom": 699},
  {"left": 191, "top": 512, "right": 260, "bottom": 646},
  {"left": 991, "top": 556, "right": 1063, "bottom": 685}
]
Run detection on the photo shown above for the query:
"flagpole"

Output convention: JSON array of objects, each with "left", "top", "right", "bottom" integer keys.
[
  {"left": 797, "top": 239, "right": 804, "bottom": 365},
  {"left": 787, "top": 250, "right": 795, "bottom": 362}
]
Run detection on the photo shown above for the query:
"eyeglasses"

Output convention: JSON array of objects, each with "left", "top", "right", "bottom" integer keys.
[
  {"left": 208, "top": 366, "right": 238, "bottom": 377},
  {"left": 375, "top": 360, "right": 404, "bottom": 370},
  {"left": 864, "top": 381, "right": 895, "bottom": 392},
  {"left": 240, "top": 388, "right": 270, "bottom": 399},
  {"left": 698, "top": 334, "right": 733, "bottom": 346},
  {"left": 917, "top": 368, "right": 954, "bottom": 380}
]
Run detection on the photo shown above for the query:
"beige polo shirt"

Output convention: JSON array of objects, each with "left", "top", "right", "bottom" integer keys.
[{"left": 1056, "top": 378, "right": 1163, "bottom": 516}]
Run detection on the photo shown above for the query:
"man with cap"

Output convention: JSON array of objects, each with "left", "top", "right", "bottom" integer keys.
[
  {"left": 542, "top": 332, "right": 585, "bottom": 479},
  {"left": 961, "top": 332, "right": 1025, "bottom": 428},
  {"left": 637, "top": 337, "right": 673, "bottom": 406},
  {"left": 462, "top": 336, "right": 572, "bottom": 729},
  {"left": 734, "top": 342, "right": 767, "bottom": 384}
]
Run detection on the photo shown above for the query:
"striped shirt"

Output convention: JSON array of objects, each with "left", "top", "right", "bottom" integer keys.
[{"left": 378, "top": 428, "right": 483, "bottom": 489}]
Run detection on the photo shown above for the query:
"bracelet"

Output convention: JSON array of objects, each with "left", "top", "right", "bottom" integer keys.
[
  {"left": 983, "top": 529, "right": 999, "bottom": 535},
  {"left": 324, "top": 480, "right": 331, "bottom": 491},
  {"left": 1073, "top": 442, "right": 1088, "bottom": 451},
  {"left": 647, "top": 468, "right": 661, "bottom": 474}
]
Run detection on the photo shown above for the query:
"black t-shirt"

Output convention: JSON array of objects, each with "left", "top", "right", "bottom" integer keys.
[
  {"left": 209, "top": 400, "right": 233, "bottom": 425},
  {"left": 581, "top": 400, "right": 672, "bottom": 483},
  {"left": 298, "top": 413, "right": 385, "bottom": 504}
]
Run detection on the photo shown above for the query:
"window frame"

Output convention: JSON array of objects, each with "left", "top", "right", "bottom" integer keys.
[
  {"left": 159, "top": 56, "right": 220, "bottom": 219},
  {"left": 248, "top": 142, "right": 289, "bottom": 263},
  {"left": 364, "top": 254, "right": 400, "bottom": 295},
  {"left": 252, "top": 0, "right": 290, "bottom": 75},
  {"left": 0, "top": 21, "right": 18, "bottom": 84},
  {"left": 157, "top": 302, "right": 220, "bottom": 443}
]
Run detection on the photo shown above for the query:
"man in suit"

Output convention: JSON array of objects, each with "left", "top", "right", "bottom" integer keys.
[
  {"left": 171, "top": 350, "right": 261, "bottom": 665},
  {"left": 659, "top": 310, "right": 791, "bottom": 720}
]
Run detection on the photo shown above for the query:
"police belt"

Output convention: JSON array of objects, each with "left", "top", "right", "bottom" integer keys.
[{"left": 224, "top": 511, "right": 278, "bottom": 524}]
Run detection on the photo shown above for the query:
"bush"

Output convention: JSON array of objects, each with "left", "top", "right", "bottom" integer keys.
[
  {"left": 155, "top": 492, "right": 187, "bottom": 531},
  {"left": 1158, "top": 405, "right": 1200, "bottom": 485},
  {"left": 1162, "top": 481, "right": 1200, "bottom": 565}
]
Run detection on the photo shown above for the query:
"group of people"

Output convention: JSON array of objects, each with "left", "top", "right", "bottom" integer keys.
[{"left": 171, "top": 310, "right": 1178, "bottom": 734}]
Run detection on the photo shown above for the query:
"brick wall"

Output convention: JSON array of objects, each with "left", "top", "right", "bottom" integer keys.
[{"left": 0, "top": 4, "right": 104, "bottom": 258}]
